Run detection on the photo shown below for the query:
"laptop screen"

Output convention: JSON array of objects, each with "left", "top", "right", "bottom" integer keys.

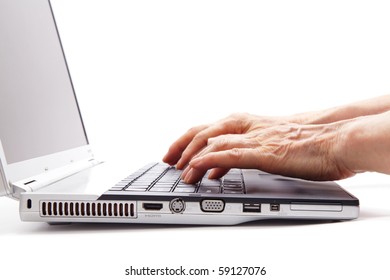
[{"left": 0, "top": 0, "right": 88, "bottom": 165}]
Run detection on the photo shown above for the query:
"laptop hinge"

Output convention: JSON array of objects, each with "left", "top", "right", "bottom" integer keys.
[
  {"left": 0, "top": 140, "right": 12, "bottom": 197},
  {"left": 10, "top": 158, "right": 102, "bottom": 199}
]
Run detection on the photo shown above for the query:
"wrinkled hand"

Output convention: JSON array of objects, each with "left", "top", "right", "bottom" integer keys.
[{"left": 163, "top": 113, "right": 355, "bottom": 183}]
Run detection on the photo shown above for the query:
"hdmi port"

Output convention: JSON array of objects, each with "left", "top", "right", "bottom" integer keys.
[{"left": 142, "top": 203, "right": 163, "bottom": 211}]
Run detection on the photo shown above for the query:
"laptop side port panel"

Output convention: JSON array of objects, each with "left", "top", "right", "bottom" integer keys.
[{"left": 201, "top": 199, "right": 225, "bottom": 212}]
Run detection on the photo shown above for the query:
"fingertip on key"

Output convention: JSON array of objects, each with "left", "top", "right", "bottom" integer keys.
[{"left": 189, "top": 157, "right": 202, "bottom": 168}]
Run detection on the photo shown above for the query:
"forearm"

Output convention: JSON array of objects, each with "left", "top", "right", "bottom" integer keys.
[
  {"left": 337, "top": 111, "right": 390, "bottom": 175},
  {"left": 291, "top": 94, "right": 390, "bottom": 125}
]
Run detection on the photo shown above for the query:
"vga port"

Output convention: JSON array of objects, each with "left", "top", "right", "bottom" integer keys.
[{"left": 201, "top": 199, "right": 225, "bottom": 212}]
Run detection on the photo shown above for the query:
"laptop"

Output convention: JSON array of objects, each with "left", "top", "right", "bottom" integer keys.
[{"left": 0, "top": 0, "right": 359, "bottom": 225}]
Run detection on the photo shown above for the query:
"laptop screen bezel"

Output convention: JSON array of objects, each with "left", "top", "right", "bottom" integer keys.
[{"left": 0, "top": 0, "right": 93, "bottom": 195}]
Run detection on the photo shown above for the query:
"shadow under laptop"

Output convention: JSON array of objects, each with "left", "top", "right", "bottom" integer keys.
[
  {"left": 19, "top": 205, "right": 390, "bottom": 235},
  {"left": 27, "top": 218, "right": 347, "bottom": 234}
]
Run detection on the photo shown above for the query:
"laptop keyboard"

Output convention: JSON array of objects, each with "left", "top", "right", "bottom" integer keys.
[{"left": 109, "top": 163, "right": 245, "bottom": 194}]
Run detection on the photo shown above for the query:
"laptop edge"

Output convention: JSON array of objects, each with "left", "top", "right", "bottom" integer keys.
[{"left": 0, "top": 0, "right": 359, "bottom": 225}]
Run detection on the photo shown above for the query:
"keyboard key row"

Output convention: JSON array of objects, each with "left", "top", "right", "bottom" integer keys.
[{"left": 109, "top": 163, "right": 245, "bottom": 194}]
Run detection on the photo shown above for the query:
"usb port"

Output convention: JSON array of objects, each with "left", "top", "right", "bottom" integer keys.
[
  {"left": 243, "top": 203, "right": 261, "bottom": 213},
  {"left": 270, "top": 203, "right": 280, "bottom": 211}
]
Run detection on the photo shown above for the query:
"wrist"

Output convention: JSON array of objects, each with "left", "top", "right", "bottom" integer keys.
[
  {"left": 288, "top": 108, "right": 336, "bottom": 125},
  {"left": 337, "top": 112, "right": 390, "bottom": 175}
]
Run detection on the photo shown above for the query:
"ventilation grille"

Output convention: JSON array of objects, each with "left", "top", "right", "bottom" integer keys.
[{"left": 40, "top": 201, "right": 136, "bottom": 218}]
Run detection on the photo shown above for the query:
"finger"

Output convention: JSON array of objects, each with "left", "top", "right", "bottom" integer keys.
[
  {"left": 184, "top": 146, "right": 258, "bottom": 183},
  {"left": 182, "top": 167, "right": 229, "bottom": 183},
  {"left": 208, "top": 168, "right": 230, "bottom": 179},
  {"left": 183, "top": 136, "right": 254, "bottom": 182},
  {"left": 180, "top": 165, "right": 191, "bottom": 180},
  {"left": 175, "top": 122, "right": 241, "bottom": 169},
  {"left": 192, "top": 134, "right": 253, "bottom": 161},
  {"left": 168, "top": 114, "right": 251, "bottom": 168},
  {"left": 162, "top": 125, "right": 208, "bottom": 166},
  {"left": 189, "top": 148, "right": 261, "bottom": 171},
  {"left": 182, "top": 167, "right": 208, "bottom": 184}
]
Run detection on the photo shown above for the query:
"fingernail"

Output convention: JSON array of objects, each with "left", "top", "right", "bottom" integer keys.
[
  {"left": 162, "top": 156, "right": 169, "bottom": 164},
  {"left": 181, "top": 166, "right": 190, "bottom": 179},
  {"left": 176, "top": 159, "right": 185, "bottom": 170},
  {"left": 183, "top": 169, "right": 193, "bottom": 183},
  {"left": 189, "top": 157, "right": 201, "bottom": 168},
  {"left": 208, "top": 169, "right": 216, "bottom": 179}
]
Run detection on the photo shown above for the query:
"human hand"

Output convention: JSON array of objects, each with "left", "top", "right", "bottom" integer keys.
[
  {"left": 163, "top": 113, "right": 356, "bottom": 183},
  {"left": 163, "top": 113, "right": 287, "bottom": 170}
]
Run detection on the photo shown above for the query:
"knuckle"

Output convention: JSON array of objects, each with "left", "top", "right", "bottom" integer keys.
[
  {"left": 180, "top": 149, "right": 190, "bottom": 158},
  {"left": 187, "top": 125, "right": 202, "bottom": 135},
  {"left": 229, "top": 148, "right": 243, "bottom": 160},
  {"left": 227, "top": 113, "right": 239, "bottom": 120},
  {"left": 193, "top": 132, "right": 207, "bottom": 144},
  {"left": 206, "top": 137, "right": 215, "bottom": 146},
  {"left": 229, "top": 112, "right": 246, "bottom": 119},
  {"left": 210, "top": 136, "right": 228, "bottom": 148},
  {"left": 225, "top": 113, "right": 248, "bottom": 133}
]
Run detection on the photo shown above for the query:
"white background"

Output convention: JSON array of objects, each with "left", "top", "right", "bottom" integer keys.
[{"left": 1, "top": 0, "right": 390, "bottom": 279}]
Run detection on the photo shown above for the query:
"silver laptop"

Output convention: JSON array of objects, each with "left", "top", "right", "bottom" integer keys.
[{"left": 0, "top": 0, "right": 359, "bottom": 225}]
